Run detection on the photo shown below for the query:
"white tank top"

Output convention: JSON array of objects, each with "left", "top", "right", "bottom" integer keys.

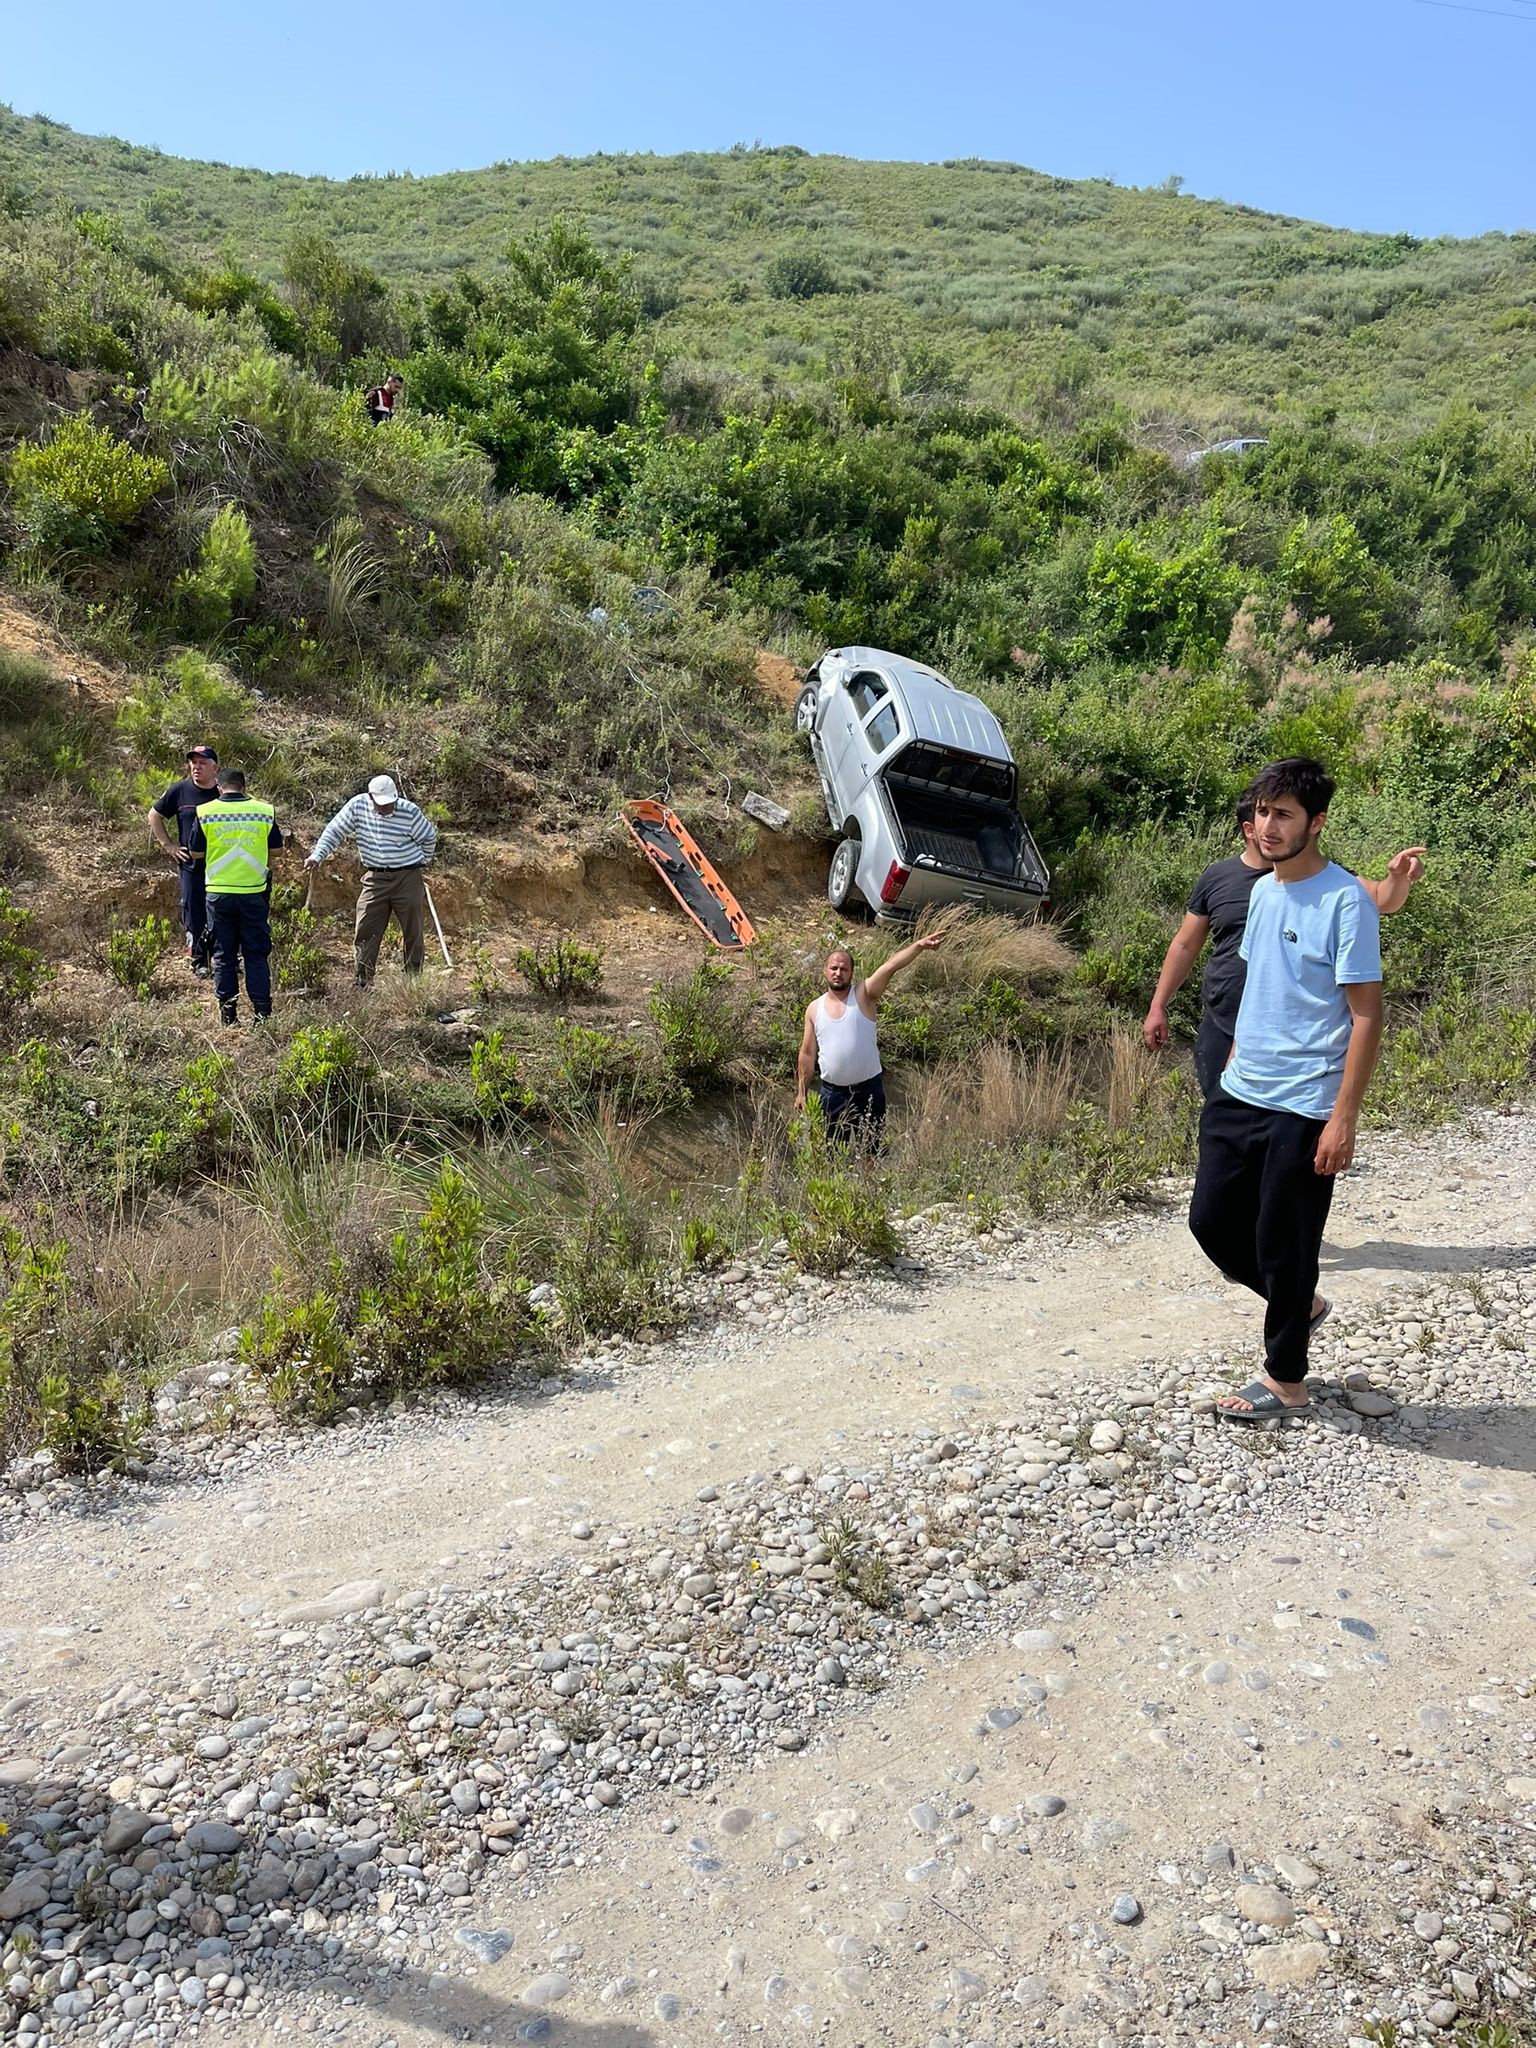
[{"left": 814, "top": 991, "right": 882, "bottom": 1086}]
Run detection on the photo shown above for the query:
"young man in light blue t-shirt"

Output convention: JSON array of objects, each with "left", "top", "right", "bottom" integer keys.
[{"left": 1188, "top": 757, "right": 1385, "bottom": 1423}]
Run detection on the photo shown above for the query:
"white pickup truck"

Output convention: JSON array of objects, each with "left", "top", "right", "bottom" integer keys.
[{"left": 793, "top": 645, "right": 1051, "bottom": 921}]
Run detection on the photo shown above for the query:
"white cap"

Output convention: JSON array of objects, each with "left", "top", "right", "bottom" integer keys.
[{"left": 367, "top": 774, "right": 399, "bottom": 803}]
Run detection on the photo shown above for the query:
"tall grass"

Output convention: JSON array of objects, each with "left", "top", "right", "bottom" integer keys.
[
  {"left": 233, "top": 1104, "right": 400, "bottom": 1277},
  {"left": 0, "top": 1200, "right": 191, "bottom": 1468},
  {"left": 324, "top": 533, "right": 386, "bottom": 652}
]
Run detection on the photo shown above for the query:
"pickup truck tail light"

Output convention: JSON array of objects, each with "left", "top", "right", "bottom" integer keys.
[{"left": 880, "top": 862, "right": 910, "bottom": 904}]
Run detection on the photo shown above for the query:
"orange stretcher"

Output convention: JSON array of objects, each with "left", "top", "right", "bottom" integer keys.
[{"left": 622, "top": 800, "right": 756, "bottom": 949}]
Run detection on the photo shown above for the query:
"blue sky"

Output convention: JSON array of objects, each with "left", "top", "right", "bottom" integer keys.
[{"left": 6, "top": 0, "right": 1536, "bottom": 237}]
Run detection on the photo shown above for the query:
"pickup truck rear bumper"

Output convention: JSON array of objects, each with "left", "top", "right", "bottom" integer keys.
[{"left": 874, "top": 862, "right": 1048, "bottom": 923}]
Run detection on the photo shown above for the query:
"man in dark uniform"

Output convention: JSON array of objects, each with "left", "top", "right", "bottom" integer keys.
[
  {"left": 189, "top": 769, "right": 283, "bottom": 1026},
  {"left": 146, "top": 744, "right": 220, "bottom": 976},
  {"left": 1144, "top": 788, "right": 1424, "bottom": 1097}
]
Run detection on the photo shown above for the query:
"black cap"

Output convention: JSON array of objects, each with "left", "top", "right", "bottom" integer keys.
[{"left": 188, "top": 744, "right": 219, "bottom": 762}]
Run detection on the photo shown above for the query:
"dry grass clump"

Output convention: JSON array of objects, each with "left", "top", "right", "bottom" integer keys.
[
  {"left": 1106, "top": 1028, "right": 1165, "bottom": 1128},
  {"left": 889, "top": 905, "right": 1072, "bottom": 991},
  {"left": 892, "top": 1044, "right": 1076, "bottom": 1158}
]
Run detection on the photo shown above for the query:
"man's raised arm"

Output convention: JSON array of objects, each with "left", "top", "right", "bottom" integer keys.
[
  {"left": 861, "top": 921, "right": 954, "bottom": 1005},
  {"left": 1359, "top": 847, "right": 1425, "bottom": 917}
]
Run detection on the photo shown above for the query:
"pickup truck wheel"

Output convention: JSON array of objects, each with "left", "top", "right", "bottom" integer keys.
[
  {"left": 792, "top": 684, "right": 820, "bottom": 735},
  {"left": 827, "top": 837, "right": 860, "bottom": 911}
]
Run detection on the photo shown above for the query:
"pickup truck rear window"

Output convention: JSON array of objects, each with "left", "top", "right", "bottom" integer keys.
[{"left": 890, "top": 741, "right": 1016, "bottom": 803}]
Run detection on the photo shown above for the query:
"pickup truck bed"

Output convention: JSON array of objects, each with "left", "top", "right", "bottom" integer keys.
[{"left": 886, "top": 776, "right": 1048, "bottom": 896}]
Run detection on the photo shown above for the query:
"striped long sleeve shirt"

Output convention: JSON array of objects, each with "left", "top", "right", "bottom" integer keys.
[{"left": 311, "top": 793, "right": 437, "bottom": 869}]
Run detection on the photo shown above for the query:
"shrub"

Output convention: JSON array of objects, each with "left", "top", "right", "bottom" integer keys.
[
  {"left": 1370, "top": 989, "right": 1536, "bottom": 1126},
  {"left": 956, "top": 974, "right": 1037, "bottom": 1044},
  {"left": 241, "top": 1163, "right": 529, "bottom": 1418},
  {"left": 680, "top": 1215, "right": 725, "bottom": 1268},
  {"left": 514, "top": 934, "right": 604, "bottom": 1002},
  {"left": 116, "top": 649, "right": 260, "bottom": 765},
  {"left": 466, "top": 944, "right": 505, "bottom": 1002},
  {"left": 546, "top": 1188, "right": 679, "bottom": 1342},
  {"left": 141, "top": 353, "right": 319, "bottom": 452},
  {"left": 1076, "top": 911, "right": 1176, "bottom": 1010},
  {"left": 172, "top": 502, "right": 257, "bottom": 639},
  {"left": 469, "top": 1030, "right": 535, "bottom": 1123},
  {"left": 649, "top": 958, "right": 736, "bottom": 1085},
  {"left": 780, "top": 1170, "right": 899, "bottom": 1273},
  {"left": 39, "top": 1365, "right": 149, "bottom": 1475},
  {"left": 278, "top": 1023, "right": 376, "bottom": 1108},
  {"left": 238, "top": 1286, "right": 352, "bottom": 1421},
  {"left": 1279, "top": 513, "right": 1402, "bottom": 656},
  {"left": 145, "top": 1050, "right": 235, "bottom": 1176},
  {"left": 554, "top": 1020, "right": 643, "bottom": 1101},
  {"left": 269, "top": 884, "right": 327, "bottom": 993},
  {"left": 372, "top": 1163, "right": 529, "bottom": 1387},
  {"left": 104, "top": 913, "right": 171, "bottom": 998},
  {"left": 8, "top": 414, "right": 168, "bottom": 551},
  {"left": 0, "top": 890, "right": 51, "bottom": 1021},
  {"left": 1073, "top": 528, "right": 1242, "bottom": 669},
  {"left": 766, "top": 250, "right": 838, "bottom": 300}
]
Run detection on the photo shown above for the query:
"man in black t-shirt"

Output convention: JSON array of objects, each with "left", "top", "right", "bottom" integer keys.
[
  {"left": 1144, "top": 788, "right": 1424, "bottom": 1096},
  {"left": 146, "top": 744, "right": 221, "bottom": 975}
]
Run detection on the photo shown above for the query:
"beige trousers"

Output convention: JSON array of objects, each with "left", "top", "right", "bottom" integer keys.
[{"left": 354, "top": 866, "right": 426, "bottom": 982}]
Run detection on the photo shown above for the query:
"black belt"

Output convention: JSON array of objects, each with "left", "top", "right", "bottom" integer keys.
[{"left": 365, "top": 864, "right": 422, "bottom": 873}]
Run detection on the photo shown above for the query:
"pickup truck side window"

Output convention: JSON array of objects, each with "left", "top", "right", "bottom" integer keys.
[
  {"left": 865, "top": 703, "right": 900, "bottom": 752},
  {"left": 846, "top": 672, "right": 888, "bottom": 719}
]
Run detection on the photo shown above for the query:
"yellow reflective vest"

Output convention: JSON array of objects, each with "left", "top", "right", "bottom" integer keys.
[{"left": 196, "top": 796, "right": 276, "bottom": 895}]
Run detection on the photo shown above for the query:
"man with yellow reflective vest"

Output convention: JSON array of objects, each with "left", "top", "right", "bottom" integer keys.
[{"left": 189, "top": 769, "right": 284, "bottom": 1026}]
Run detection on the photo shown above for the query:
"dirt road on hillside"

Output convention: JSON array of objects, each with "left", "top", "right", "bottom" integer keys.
[{"left": 0, "top": 1119, "right": 1527, "bottom": 1707}]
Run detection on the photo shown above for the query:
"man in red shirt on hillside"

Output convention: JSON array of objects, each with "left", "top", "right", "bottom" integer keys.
[{"left": 366, "top": 373, "right": 403, "bottom": 425}]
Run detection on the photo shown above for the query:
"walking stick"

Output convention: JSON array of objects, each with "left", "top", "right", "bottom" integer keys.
[
  {"left": 391, "top": 760, "right": 453, "bottom": 970},
  {"left": 424, "top": 879, "right": 452, "bottom": 969}
]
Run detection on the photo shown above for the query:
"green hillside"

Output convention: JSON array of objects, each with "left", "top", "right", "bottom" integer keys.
[
  {"left": 4, "top": 108, "right": 1536, "bottom": 1459},
  {"left": 6, "top": 108, "right": 1536, "bottom": 429}
]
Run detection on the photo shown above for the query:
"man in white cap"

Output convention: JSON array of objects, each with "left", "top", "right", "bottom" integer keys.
[{"left": 306, "top": 774, "right": 438, "bottom": 985}]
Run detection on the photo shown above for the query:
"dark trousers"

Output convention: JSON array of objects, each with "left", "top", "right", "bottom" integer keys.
[
  {"left": 354, "top": 866, "right": 426, "bottom": 982},
  {"left": 1188, "top": 1090, "right": 1335, "bottom": 1384},
  {"left": 178, "top": 861, "right": 209, "bottom": 965},
  {"left": 208, "top": 894, "right": 272, "bottom": 1017},
  {"left": 1195, "top": 1013, "right": 1232, "bottom": 1100},
  {"left": 818, "top": 1074, "right": 886, "bottom": 1151}
]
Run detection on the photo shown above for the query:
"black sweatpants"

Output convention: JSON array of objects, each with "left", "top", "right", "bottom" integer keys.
[
  {"left": 1194, "top": 1012, "right": 1232, "bottom": 1100},
  {"left": 1188, "top": 1089, "right": 1336, "bottom": 1384}
]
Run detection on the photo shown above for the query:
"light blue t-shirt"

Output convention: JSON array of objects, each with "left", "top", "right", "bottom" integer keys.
[{"left": 1220, "top": 862, "right": 1381, "bottom": 1119}]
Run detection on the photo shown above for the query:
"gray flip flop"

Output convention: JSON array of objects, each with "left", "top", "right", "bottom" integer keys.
[{"left": 1217, "top": 1380, "right": 1312, "bottom": 1426}]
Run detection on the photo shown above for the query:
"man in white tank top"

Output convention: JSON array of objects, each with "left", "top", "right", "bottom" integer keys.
[{"left": 794, "top": 926, "right": 952, "bottom": 1147}]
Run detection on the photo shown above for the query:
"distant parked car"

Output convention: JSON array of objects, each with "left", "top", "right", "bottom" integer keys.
[
  {"left": 1186, "top": 436, "right": 1269, "bottom": 466},
  {"left": 793, "top": 646, "right": 1050, "bottom": 921}
]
